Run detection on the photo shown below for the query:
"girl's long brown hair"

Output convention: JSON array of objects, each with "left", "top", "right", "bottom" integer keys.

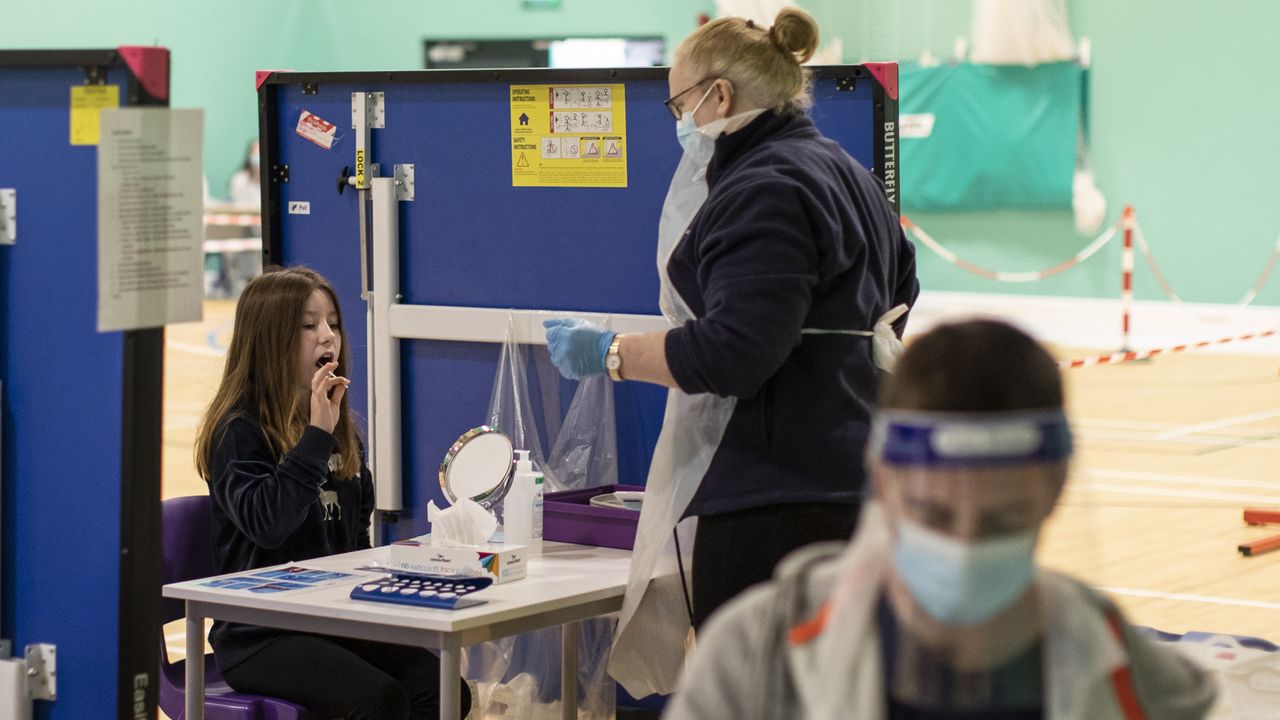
[{"left": 195, "top": 266, "right": 361, "bottom": 481}]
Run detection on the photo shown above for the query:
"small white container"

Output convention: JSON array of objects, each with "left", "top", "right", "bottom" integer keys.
[{"left": 504, "top": 450, "right": 536, "bottom": 546}]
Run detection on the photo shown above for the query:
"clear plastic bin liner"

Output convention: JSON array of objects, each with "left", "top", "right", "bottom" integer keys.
[{"left": 468, "top": 313, "right": 620, "bottom": 718}]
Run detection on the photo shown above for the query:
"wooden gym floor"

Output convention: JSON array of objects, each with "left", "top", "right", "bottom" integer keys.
[{"left": 163, "top": 299, "right": 1280, "bottom": 642}]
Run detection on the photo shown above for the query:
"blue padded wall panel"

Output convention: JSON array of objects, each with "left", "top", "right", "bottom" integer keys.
[
  {"left": 0, "top": 66, "right": 130, "bottom": 720},
  {"left": 267, "top": 70, "right": 881, "bottom": 532},
  {"left": 393, "top": 340, "right": 670, "bottom": 540}
]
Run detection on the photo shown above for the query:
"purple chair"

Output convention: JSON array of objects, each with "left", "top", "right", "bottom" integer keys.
[{"left": 160, "top": 495, "right": 325, "bottom": 719}]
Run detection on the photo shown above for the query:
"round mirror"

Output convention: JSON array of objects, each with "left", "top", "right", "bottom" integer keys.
[{"left": 438, "top": 426, "right": 514, "bottom": 509}]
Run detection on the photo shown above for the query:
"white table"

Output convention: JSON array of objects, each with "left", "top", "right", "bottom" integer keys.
[{"left": 162, "top": 541, "right": 631, "bottom": 720}]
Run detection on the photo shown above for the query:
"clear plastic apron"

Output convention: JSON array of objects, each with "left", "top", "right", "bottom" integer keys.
[{"left": 608, "top": 110, "right": 906, "bottom": 697}]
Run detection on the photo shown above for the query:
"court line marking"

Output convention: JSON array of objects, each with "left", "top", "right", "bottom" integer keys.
[
  {"left": 1101, "top": 587, "right": 1280, "bottom": 611},
  {"left": 1076, "top": 427, "right": 1280, "bottom": 451},
  {"left": 1154, "top": 407, "right": 1280, "bottom": 441},
  {"left": 206, "top": 322, "right": 232, "bottom": 354},
  {"left": 1075, "top": 483, "right": 1280, "bottom": 504},
  {"left": 165, "top": 399, "right": 211, "bottom": 411},
  {"left": 163, "top": 417, "right": 201, "bottom": 430},
  {"left": 167, "top": 340, "right": 225, "bottom": 358},
  {"left": 1085, "top": 469, "right": 1280, "bottom": 492},
  {"left": 1078, "top": 428, "right": 1267, "bottom": 444},
  {"left": 1074, "top": 417, "right": 1178, "bottom": 430}
]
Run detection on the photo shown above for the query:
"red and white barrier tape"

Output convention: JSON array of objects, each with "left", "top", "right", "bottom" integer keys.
[
  {"left": 203, "top": 212, "right": 261, "bottom": 226},
  {"left": 1059, "top": 328, "right": 1280, "bottom": 369},
  {"left": 203, "top": 238, "right": 261, "bottom": 253},
  {"left": 1239, "top": 242, "right": 1280, "bottom": 307},
  {"left": 901, "top": 215, "right": 1118, "bottom": 282},
  {"left": 1131, "top": 215, "right": 1280, "bottom": 308},
  {"left": 1121, "top": 206, "right": 1135, "bottom": 349},
  {"left": 1130, "top": 220, "right": 1181, "bottom": 303},
  {"left": 904, "top": 209, "right": 1280, "bottom": 306}
]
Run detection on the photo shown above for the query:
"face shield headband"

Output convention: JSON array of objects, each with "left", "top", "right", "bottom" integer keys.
[{"left": 870, "top": 409, "right": 1073, "bottom": 469}]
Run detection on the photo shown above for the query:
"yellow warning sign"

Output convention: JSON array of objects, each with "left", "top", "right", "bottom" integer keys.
[
  {"left": 70, "top": 85, "right": 121, "bottom": 146},
  {"left": 510, "top": 84, "right": 627, "bottom": 188}
]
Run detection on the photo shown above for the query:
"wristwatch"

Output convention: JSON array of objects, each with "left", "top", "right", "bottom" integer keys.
[{"left": 605, "top": 335, "right": 624, "bottom": 381}]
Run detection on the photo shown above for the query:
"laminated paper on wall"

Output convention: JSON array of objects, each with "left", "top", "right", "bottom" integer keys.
[{"left": 510, "top": 84, "right": 628, "bottom": 188}]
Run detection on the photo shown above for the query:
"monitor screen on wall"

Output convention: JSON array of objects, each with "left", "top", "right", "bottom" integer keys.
[{"left": 424, "top": 37, "right": 665, "bottom": 69}]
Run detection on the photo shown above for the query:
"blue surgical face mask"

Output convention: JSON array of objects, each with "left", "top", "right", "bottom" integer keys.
[
  {"left": 249, "top": 154, "right": 260, "bottom": 170},
  {"left": 675, "top": 113, "right": 698, "bottom": 151},
  {"left": 891, "top": 515, "right": 1037, "bottom": 625},
  {"left": 675, "top": 84, "right": 718, "bottom": 151}
]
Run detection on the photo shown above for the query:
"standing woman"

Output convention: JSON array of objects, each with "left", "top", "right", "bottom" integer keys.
[
  {"left": 222, "top": 138, "right": 264, "bottom": 297},
  {"left": 543, "top": 8, "right": 919, "bottom": 694},
  {"left": 194, "top": 266, "right": 470, "bottom": 719},
  {"left": 228, "top": 138, "right": 261, "bottom": 207}
]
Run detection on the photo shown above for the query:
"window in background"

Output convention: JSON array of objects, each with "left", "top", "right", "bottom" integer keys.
[
  {"left": 548, "top": 38, "right": 665, "bottom": 68},
  {"left": 424, "top": 37, "right": 665, "bottom": 69}
]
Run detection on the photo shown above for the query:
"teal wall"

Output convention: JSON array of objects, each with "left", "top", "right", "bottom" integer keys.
[
  {"left": 3, "top": 0, "right": 1278, "bottom": 305},
  {"left": 805, "top": 0, "right": 1280, "bottom": 306},
  {"left": 0, "top": 0, "right": 712, "bottom": 201}
]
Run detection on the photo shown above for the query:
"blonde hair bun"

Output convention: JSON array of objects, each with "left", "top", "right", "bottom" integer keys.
[
  {"left": 678, "top": 8, "right": 819, "bottom": 111},
  {"left": 771, "top": 7, "right": 819, "bottom": 65}
]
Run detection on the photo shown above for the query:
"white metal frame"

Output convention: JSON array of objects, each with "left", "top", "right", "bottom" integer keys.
[{"left": 364, "top": 178, "right": 666, "bottom": 514}]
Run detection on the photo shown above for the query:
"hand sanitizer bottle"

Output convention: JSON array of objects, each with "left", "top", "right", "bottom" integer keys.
[{"left": 504, "top": 450, "right": 536, "bottom": 546}]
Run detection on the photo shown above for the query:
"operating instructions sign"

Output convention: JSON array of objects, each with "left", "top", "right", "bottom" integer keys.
[
  {"left": 97, "top": 108, "right": 204, "bottom": 331},
  {"left": 510, "top": 84, "right": 627, "bottom": 188}
]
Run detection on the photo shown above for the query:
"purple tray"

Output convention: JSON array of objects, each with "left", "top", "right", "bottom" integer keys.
[{"left": 543, "top": 484, "right": 643, "bottom": 550}]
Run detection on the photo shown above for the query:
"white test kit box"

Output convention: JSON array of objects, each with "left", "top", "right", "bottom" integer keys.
[{"left": 385, "top": 535, "right": 527, "bottom": 584}]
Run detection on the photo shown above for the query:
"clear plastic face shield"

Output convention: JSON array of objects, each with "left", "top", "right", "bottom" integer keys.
[{"left": 869, "top": 409, "right": 1072, "bottom": 710}]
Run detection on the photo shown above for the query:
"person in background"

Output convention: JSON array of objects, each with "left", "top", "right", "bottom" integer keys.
[
  {"left": 209, "top": 138, "right": 264, "bottom": 297},
  {"left": 663, "top": 319, "right": 1216, "bottom": 720},
  {"left": 541, "top": 6, "right": 918, "bottom": 694},
  {"left": 194, "top": 266, "right": 471, "bottom": 720},
  {"left": 229, "top": 138, "right": 261, "bottom": 207}
]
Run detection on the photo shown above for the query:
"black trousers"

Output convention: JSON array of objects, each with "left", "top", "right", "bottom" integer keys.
[
  {"left": 221, "top": 634, "right": 471, "bottom": 720},
  {"left": 691, "top": 501, "right": 860, "bottom": 630}
]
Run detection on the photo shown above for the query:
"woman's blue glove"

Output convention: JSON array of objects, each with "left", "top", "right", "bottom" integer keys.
[{"left": 543, "top": 318, "right": 615, "bottom": 380}]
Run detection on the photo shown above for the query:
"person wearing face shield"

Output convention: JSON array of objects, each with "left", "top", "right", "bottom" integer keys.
[
  {"left": 543, "top": 7, "right": 919, "bottom": 697},
  {"left": 663, "top": 320, "right": 1216, "bottom": 720}
]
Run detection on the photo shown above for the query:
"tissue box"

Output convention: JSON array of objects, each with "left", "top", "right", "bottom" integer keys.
[{"left": 385, "top": 536, "right": 527, "bottom": 584}]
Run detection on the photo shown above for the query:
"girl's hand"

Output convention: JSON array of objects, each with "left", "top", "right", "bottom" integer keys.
[{"left": 309, "top": 361, "right": 349, "bottom": 434}]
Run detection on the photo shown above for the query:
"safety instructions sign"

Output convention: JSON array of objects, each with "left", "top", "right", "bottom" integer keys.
[
  {"left": 510, "top": 84, "right": 627, "bottom": 188},
  {"left": 70, "top": 84, "right": 121, "bottom": 146}
]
